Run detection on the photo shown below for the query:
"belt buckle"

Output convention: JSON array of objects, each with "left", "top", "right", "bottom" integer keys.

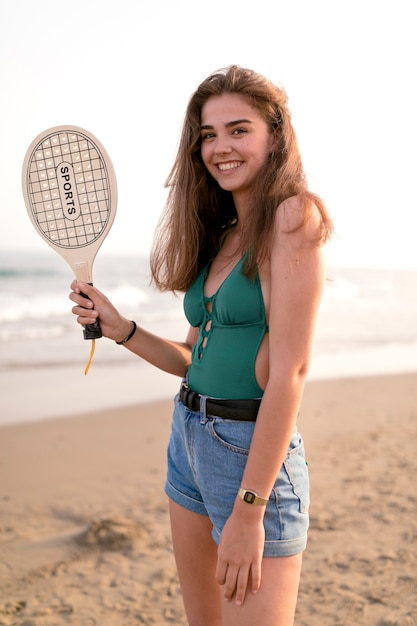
[{"left": 181, "top": 383, "right": 197, "bottom": 412}]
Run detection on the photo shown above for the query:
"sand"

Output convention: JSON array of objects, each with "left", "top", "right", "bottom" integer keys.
[{"left": 1, "top": 372, "right": 416, "bottom": 625}]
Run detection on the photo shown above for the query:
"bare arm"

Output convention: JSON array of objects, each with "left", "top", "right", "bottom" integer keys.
[
  {"left": 216, "top": 198, "right": 327, "bottom": 604},
  {"left": 240, "top": 200, "right": 326, "bottom": 496},
  {"left": 69, "top": 280, "right": 197, "bottom": 377}
]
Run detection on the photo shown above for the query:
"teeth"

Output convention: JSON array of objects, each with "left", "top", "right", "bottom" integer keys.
[{"left": 218, "top": 161, "right": 241, "bottom": 171}]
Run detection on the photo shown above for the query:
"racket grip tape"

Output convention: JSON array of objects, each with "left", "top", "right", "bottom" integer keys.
[
  {"left": 80, "top": 284, "right": 103, "bottom": 340},
  {"left": 83, "top": 320, "right": 102, "bottom": 340}
]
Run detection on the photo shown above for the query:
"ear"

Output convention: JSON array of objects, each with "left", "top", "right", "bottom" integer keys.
[{"left": 269, "top": 127, "right": 282, "bottom": 153}]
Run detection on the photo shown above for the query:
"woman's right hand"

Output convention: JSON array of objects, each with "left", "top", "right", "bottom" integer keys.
[
  {"left": 69, "top": 280, "right": 133, "bottom": 343},
  {"left": 70, "top": 281, "right": 194, "bottom": 376}
]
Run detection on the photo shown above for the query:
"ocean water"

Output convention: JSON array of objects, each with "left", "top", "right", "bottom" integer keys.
[
  {"left": 0, "top": 250, "right": 185, "bottom": 369},
  {"left": 1, "top": 250, "right": 416, "bottom": 425}
]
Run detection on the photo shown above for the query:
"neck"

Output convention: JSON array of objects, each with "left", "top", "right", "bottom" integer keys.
[{"left": 232, "top": 191, "right": 251, "bottom": 227}]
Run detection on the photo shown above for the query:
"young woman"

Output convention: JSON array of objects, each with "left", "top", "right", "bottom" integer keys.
[{"left": 70, "top": 65, "right": 333, "bottom": 626}]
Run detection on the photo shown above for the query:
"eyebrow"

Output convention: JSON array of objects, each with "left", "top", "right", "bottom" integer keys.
[{"left": 200, "top": 118, "right": 253, "bottom": 130}]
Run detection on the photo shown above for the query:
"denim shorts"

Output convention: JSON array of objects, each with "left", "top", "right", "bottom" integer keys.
[{"left": 165, "top": 395, "right": 310, "bottom": 557}]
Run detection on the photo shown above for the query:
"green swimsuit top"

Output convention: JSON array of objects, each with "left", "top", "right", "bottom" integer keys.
[{"left": 183, "top": 256, "right": 268, "bottom": 399}]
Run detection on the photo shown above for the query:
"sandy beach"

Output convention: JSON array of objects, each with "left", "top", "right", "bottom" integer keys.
[{"left": 1, "top": 372, "right": 416, "bottom": 625}]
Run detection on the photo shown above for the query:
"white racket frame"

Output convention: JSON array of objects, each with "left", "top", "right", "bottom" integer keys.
[
  {"left": 22, "top": 125, "right": 117, "bottom": 285},
  {"left": 22, "top": 125, "right": 118, "bottom": 340}
]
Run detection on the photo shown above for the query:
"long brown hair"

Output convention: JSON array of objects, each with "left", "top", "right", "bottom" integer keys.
[{"left": 150, "top": 65, "right": 333, "bottom": 292}]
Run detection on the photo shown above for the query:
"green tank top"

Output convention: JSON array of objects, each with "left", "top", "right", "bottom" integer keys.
[{"left": 183, "top": 256, "right": 268, "bottom": 399}]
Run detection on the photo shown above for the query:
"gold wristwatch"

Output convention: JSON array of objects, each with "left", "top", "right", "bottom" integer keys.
[{"left": 238, "top": 488, "right": 269, "bottom": 506}]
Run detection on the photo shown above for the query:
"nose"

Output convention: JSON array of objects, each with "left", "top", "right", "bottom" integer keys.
[{"left": 214, "top": 134, "right": 232, "bottom": 155}]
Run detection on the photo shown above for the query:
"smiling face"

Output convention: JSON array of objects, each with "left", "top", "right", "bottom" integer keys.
[{"left": 200, "top": 93, "right": 275, "bottom": 209}]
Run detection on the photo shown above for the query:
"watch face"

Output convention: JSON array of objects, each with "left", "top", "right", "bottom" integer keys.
[{"left": 244, "top": 491, "right": 256, "bottom": 504}]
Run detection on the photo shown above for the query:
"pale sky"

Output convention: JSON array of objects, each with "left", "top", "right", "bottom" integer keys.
[{"left": 1, "top": 0, "right": 416, "bottom": 269}]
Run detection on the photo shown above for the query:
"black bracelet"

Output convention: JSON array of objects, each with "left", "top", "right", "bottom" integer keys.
[{"left": 116, "top": 321, "right": 137, "bottom": 345}]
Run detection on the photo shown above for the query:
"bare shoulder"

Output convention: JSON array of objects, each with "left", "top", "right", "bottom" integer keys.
[
  {"left": 269, "top": 195, "right": 327, "bottom": 279},
  {"left": 275, "top": 195, "right": 322, "bottom": 237}
]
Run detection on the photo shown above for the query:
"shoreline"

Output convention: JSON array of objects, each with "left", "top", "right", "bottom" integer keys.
[
  {"left": 2, "top": 344, "right": 417, "bottom": 428},
  {"left": 2, "top": 369, "right": 416, "bottom": 431}
]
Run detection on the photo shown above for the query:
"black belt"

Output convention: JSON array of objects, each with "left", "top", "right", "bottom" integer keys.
[{"left": 179, "top": 383, "right": 261, "bottom": 421}]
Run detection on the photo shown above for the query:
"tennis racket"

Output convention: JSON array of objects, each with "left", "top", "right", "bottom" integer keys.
[{"left": 22, "top": 125, "right": 117, "bottom": 370}]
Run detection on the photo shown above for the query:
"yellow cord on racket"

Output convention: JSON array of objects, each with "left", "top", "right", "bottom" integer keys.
[{"left": 84, "top": 338, "right": 96, "bottom": 375}]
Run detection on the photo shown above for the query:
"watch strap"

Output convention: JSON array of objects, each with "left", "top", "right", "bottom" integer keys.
[{"left": 238, "top": 488, "right": 269, "bottom": 506}]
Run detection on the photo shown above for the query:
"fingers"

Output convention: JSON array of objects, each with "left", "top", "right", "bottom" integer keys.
[
  {"left": 72, "top": 302, "right": 98, "bottom": 326},
  {"left": 215, "top": 558, "right": 227, "bottom": 587},
  {"left": 216, "top": 559, "right": 256, "bottom": 606},
  {"left": 70, "top": 279, "right": 93, "bottom": 295},
  {"left": 229, "top": 565, "right": 251, "bottom": 606},
  {"left": 69, "top": 281, "right": 99, "bottom": 325},
  {"left": 250, "top": 559, "right": 262, "bottom": 595},
  {"left": 68, "top": 281, "right": 124, "bottom": 340},
  {"left": 70, "top": 280, "right": 96, "bottom": 301}
]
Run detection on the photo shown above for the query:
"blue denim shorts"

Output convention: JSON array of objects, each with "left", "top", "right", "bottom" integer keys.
[{"left": 165, "top": 395, "right": 310, "bottom": 557}]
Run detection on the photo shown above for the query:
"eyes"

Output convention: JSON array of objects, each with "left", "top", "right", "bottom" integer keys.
[{"left": 200, "top": 127, "right": 248, "bottom": 142}]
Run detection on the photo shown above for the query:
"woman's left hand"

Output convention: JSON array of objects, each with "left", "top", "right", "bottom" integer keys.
[{"left": 216, "top": 505, "right": 265, "bottom": 605}]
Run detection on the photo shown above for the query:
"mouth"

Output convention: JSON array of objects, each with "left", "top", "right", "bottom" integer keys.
[{"left": 216, "top": 160, "right": 243, "bottom": 172}]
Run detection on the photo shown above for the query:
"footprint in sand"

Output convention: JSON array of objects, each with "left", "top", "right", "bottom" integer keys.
[{"left": 75, "top": 516, "right": 147, "bottom": 550}]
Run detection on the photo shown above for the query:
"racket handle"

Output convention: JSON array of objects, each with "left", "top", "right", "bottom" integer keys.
[
  {"left": 83, "top": 320, "right": 102, "bottom": 340},
  {"left": 80, "top": 285, "right": 103, "bottom": 340}
]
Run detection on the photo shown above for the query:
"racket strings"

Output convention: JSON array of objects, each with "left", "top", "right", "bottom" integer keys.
[
  {"left": 28, "top": 131, "right": 111, "bottom": 249},
  {"left": 84, "top": 338, "right": 96, "bottom": 375}
]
